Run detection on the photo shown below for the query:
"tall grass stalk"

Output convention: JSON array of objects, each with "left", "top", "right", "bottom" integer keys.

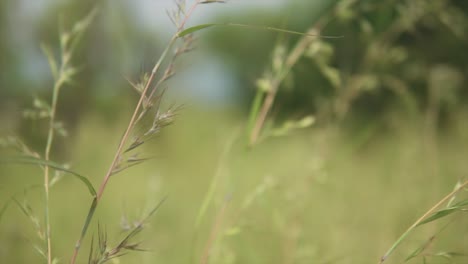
[
  {"left": 70, "top": 1, "right": 206, "bottom": 262},
  {"left": 38, "top": 9, "right": 97, "bottom": 264},
  {"left": 95, "top": 0, "right": 201, "bottom": 202},
  {"left": 43, "top": 38, "right": 73, "bottom": 264},
  {"left": 43, "top": 72, "right": 57, "bottom": 264}
]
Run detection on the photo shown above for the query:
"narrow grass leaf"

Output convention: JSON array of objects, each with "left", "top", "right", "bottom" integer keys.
[
  {"left": 178, "top": 24, "right": 216, "bottom": 37},
  {"left": 1, "top": 156, "right": 96, "bottom": 196},
  {"left": 417, "top": 208, "right": 457, "bottom": 226},
  {"left": 178, "top": 23, "right": 343, "bottom": 38},
  {"left": 417, "top": 199, "right": 468, "bottom": 226},
  {"left": 200, "top": 0, "right": 226, "bottom": 3},
  {"left": 76, "top": 198, "right": 98, "bottom": 252}
]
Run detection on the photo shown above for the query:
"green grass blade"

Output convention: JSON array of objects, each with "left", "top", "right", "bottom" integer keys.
[
  {"left": 178, "top": 24, "right": 216, "bottom": 37},
  {"left": 74, "top": 197, "right": 97, "bottom": 255},
  {"left": 225, "top": 23, "right": 341, "bottom": 38},
  {"left": 200, "top": 0, "right": 226, "bottom": 4},
  {"left": 416, "top": 208, "right": 457, "bottom": 226},
  {"left": 178, "top": 23, "right": 343, "bottom": 38},
  {"left": 1, "top": 156, "right": 96, "bottom": 196},
  {"left": 417, "top": 199, "right": 468, "bottom": 226}
]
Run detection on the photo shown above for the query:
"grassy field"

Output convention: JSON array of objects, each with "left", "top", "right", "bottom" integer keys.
[
  {"left": 1, "top": 0, "right": 468, "bottom": 263},
  {"left": 2, "top": 107, "right": 468, "bottom": 263}
]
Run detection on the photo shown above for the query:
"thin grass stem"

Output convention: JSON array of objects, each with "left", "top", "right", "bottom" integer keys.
[
  {"left": 200, "top": 196, "right": 230, "bottom": 264},
  {"left": 43, "top": 47, "right": 68, "bottom": 264}
]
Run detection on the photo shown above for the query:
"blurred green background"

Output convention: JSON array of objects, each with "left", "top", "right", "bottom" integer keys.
[{"left": 1, "top": 0, "right": 468, "bottom": 263}]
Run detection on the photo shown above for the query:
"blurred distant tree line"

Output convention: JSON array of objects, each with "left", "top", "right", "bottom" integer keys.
[
  {"left": 0, "top": 0, "right": 467, "bottom": 131},
  {"left": 206, "top": 0, "right": 468, "bottom": 128}
]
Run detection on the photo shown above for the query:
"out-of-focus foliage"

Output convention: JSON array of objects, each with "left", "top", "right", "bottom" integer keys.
[
  {"left": 1, "top": 0, "right": 467, "bottom": 127},
  {"left": 205, "top": 0, "right": 468, "bottom": 127},
  {"left": 0, "top": 0, "right": 164, "bottom": 123},
  {"left": 1, "top": 0, "right": 468, "bottom": 263}
]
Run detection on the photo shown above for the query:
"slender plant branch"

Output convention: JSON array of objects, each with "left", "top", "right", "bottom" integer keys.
[
  {"left": 96, "top": 0, "right": 202, "bottom": 201},
  {"left": 70, "top": 1, "right": 202, "bottom": 263},
  {"left": 43, "top": 40, "right": 71, "bottom": 264},
  {"left": 43, "top": 88, "right": 57, "bottom": 264},
  {"left": 96, "top": 0, "right": 202, "bottom": 202}
]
